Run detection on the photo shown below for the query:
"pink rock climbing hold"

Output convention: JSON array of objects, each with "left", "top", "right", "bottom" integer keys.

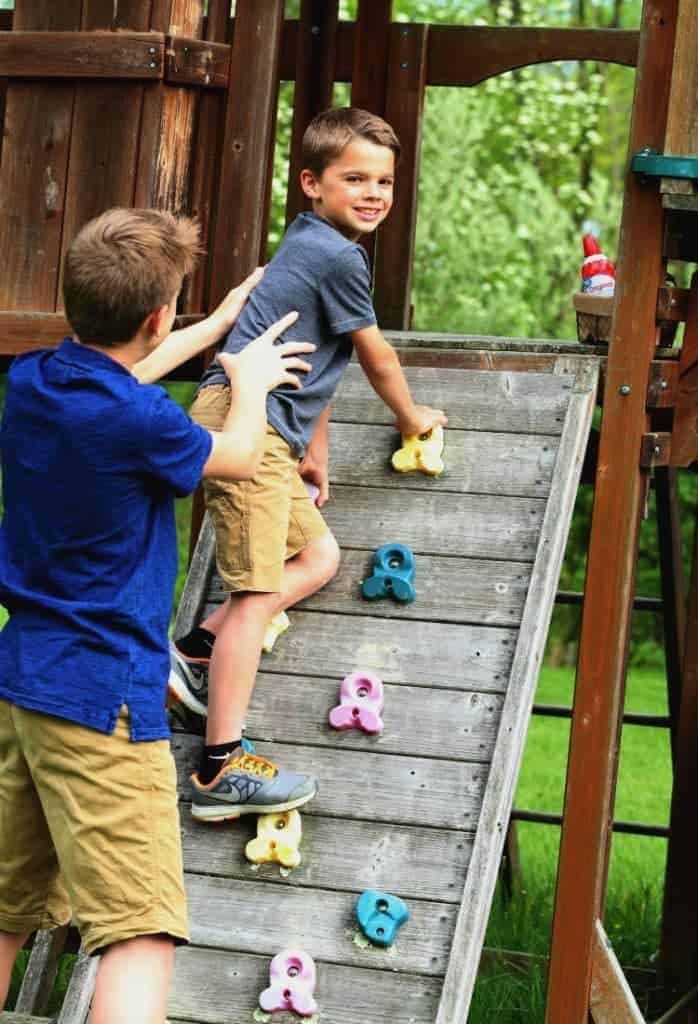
[
  {"left": 259, "top": 949, "right": 318, "bottom": 1017},
  {"left": 328, "top": 672, "right": 384, "bottom": 735}
]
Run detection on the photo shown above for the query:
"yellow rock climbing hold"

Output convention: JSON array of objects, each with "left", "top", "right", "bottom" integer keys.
[
  {"left": 245, "top": 810, "right": 302, "bottom": 868},
  {"left": 262, "top": 610, "right": 290, "bottom": 653},
  {"left": 391, "top": 425, "right": 444, "bottom": 477}
]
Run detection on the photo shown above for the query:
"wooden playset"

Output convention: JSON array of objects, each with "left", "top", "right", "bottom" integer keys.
[{"left": 0, "top": 1, "right": 697, "bottom": 1021}]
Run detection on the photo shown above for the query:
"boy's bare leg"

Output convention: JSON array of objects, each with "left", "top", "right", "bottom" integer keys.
[
  {"left": 205, "top": 534, "right": 340, "bottom": 745},
  {"left": 90, "top": 935, "right": 174, "bottom": 1024},
  {"left": 0, "top": 930, "right": 29, "bottom": 1008}
]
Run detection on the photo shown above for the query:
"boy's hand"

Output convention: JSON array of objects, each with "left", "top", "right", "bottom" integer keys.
[
  {"left": 210, "top": 266, "right": 265, "bottom": 335},
  {"left": 299, "top": 451, "right": 329, "bottom": 507},
  {"left": 218, "top": 312, "right": 314, "bottom": 393},
  {"left": 396, "top": 405, "right": 448, "bottom": 438}
]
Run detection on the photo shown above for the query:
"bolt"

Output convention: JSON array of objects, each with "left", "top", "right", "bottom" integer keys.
[
  {"left": 619, "top": 384, "right": 631, "bottom": 395},
  {"left": 401, "top": 61, "right": 408, "bottom": 68},
  {"left": 660, "top": 380, "right": 668, "bottom": 389},
  {"left": 150, "top": 62, "right": 157, "bottom": 68},
  {"left": 311, "top": 24, "right": 320, "bottom": 35},
  {"left": 654, "top": 445, "right": 661, "bottom": 455},
  {"left": 149, "top": 47, "right": 156, "bottom": 54}
]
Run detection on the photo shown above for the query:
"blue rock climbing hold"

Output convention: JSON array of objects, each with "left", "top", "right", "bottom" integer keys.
[
  {"left": 362, "top": 543, "right": 416, "bottom": 603},
  {"left": 356, "top": 890, "right": 410, "bottom": 947}
]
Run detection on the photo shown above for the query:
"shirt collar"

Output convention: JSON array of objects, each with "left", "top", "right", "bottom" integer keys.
[{"left": 54, "top": 337, "right": 132, "bottom": 378}]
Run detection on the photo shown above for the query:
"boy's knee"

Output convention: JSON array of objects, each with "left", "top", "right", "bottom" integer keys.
[{"left": 314, "top": 534, "right": 341, "bottom": 582}]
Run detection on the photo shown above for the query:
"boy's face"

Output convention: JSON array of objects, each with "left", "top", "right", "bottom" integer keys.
[{"left": 301, "top": 138, "right": 395, "bottom": 241}]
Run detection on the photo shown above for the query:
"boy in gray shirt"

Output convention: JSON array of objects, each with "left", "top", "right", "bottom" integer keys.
[{"left": 170, "top": 108, "right": 447, "bottom": 817}]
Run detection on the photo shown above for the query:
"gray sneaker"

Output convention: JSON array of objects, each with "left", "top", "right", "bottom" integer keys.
[
  {"left": 190, "top": 750, "right": 318, "bottom": 822},
  {"left": 168, "top": 642, "right": 208, "bottom": 717}
]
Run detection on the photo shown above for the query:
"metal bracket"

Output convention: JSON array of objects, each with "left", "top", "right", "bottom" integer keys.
[
  {"left": 640, "top": 432, "right": 671, "bottom": 468},
  {"left": 632, "top": 148, "right": 698, "bottom": 182}
]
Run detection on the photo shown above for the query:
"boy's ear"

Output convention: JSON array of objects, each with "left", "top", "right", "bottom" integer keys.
[
  {"left": 300, "top": 168, "right": 321, "bottom": 200},
  {"left": 144, "top": 304, "right": 170, "bottom": 339}
]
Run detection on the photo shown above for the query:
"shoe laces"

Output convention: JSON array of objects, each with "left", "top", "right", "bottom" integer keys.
[{"left": 228, "top": 752, "right": 277, "bottom": 779}]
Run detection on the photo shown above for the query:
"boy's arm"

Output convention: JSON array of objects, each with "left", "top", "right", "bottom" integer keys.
[
  {"left": 202, "top": 314, "right": 314, "bottom": 480},
  {"left": 133, "top": 268, "right": 264, "bottom": 384},
  {"left": 352, "top": 325, "right": 447, "bottom": 436},
  {"left": 299, "top": 404, "right": 331, "bottom": 507}
]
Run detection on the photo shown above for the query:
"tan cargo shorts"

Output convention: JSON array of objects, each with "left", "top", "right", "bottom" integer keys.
[
  {"left": 0, "top": 700, "right": 188, "bottom": 955},
  {"left": 191, "top": 383, "right": 329, "bottom": 593}
]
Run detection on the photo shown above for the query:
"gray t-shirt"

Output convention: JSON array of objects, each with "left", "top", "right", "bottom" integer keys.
[{"left": 200, "top": 212, "right": 377, "bottom": 457}]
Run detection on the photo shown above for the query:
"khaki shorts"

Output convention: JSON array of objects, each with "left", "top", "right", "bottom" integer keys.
[
  {"left": 191, "top": 383, "right": 329, "bottom": 593},
  {"left": 0, "top": 701, "right": 188, "bottom": 955}
]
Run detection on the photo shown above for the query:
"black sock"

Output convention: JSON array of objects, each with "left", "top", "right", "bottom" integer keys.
[
  {"left": 176, "top": 626, "right": 215, "bottom": 660},
  {"left": 198, "top": 740, "right": 242, "bottom": 785}
]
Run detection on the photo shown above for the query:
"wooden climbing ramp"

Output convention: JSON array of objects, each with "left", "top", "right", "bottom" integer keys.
[{"left": 166, "top": 339, "right": 598, "bottom": 1024}]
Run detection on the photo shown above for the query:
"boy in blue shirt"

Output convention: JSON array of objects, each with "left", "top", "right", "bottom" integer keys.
[
  {"left": 169, "top": 108, "right": 447, "bottom": 818},
  {"left": 0, "top": 208, "right": 314, "bottom": 1024}
]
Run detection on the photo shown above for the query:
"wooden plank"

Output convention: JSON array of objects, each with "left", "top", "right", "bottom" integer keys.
[
  {"left": 654, "top": 467, "right": 685, "bottom": 759},
  {"left": 590, "top": 921, "right": 645, "bottom": 1023},
  {"left": 180, "top": 812, "right": 472, "bottom": 903},
  {"left": 326, "top": 423, "right": 559, "bottom": 497},
  {"left": 426, "top": 26, "right": 639, "bottom": 87},
  {"left": 173, "top": 737, "right": 489, "bottom": 832},
  {"left": 546, "top": 3, "right": 680, "bottom": 1021},
  {"left": 351, "top": 0, "right": 391, "bottom": 114},
  {"left": 318, "top": 484, "right": 545, "bottom": 562},
  {"left": 333, "top": 363, "right": 572, "bottom": 434},
  {"left": 284, "top": 0, "right": 339, "bottom": 227},
  {"left": 670, "top": 274, "right": 698, "bottom": 466},
  {"left": 207, "top": 0, "right": 284, "bottom": 307},
  {"left": 213, "top": 672, "right": 503, "bottom": 762},
  {"left": 169, "top": 947, "right": 442, "bottom": 1024},
  {"left": 15, "top": 927, "right": 70, "bottom": 1016},
  {"left": 164, "top": 36, "right": 229, "bottom": 89},
  {"left": 55, "top": 947, "right": 98, "bottom": 1024},
  {"left": 661, "top": 0, "right": 698, "bottom": 199},
  {"left": 0, "top": 31, "right": 164, "bottom": 79},
  {"left": 0, "top": 2, "right": 83, "bottom": 313},
  {"left": 183, "top": 872, "right": 455, "bottom": 977},
  {"left": 374, "top": 22, "right": 427, "bottom": 329},
  {"left": 660, "top": 504, "right": 698, "bottom": 1011},
  {"left": 438, "top": 360, "right": 597, "bottom": 1023},
  {"left": 207, "top": 609, "right": 516, "bottom": 694},
  {"left": 207, "top": 550, "right": 533, "bottom": 627}
]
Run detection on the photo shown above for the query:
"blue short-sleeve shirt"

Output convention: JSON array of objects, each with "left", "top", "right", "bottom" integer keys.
[
  {"left": 200, "top": 213, "right": 377, "bottom": 457},
  {"left": 0, "top": 339, "right": 212, "bottom": 740}
]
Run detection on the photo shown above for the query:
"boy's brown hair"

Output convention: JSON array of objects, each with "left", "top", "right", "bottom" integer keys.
[
  {"left": 301, "top": 107, "right": 401, "bottom": 177},
  {"left": 63, "top": 208, "right": 201, "bottom": 347}
]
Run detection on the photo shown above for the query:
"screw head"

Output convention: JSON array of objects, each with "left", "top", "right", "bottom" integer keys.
[
  {"left": 660, "top": 380, "right": 668, "bottom": 389},
  {"left": 619, "top": 384, "right": 631, "bottom": 395}
]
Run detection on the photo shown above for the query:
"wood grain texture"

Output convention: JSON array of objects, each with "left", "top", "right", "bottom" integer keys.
[
  {"left": 0, "top": 32, "right": 164, "bottom": 79},
  {"left": 208, "top": 549, "right": 533, "bottom": 627},
  {"left": 661, "top": 0, "right": 698, "bottom": 198},
  {"left": 169, "top": 946, "right": 442, "bottom": 1024},
  {"left": 184, "top": 872, "right": 454, "bottom": 977},
  {"left": 333, "top": 363, "right": 572, "bottom": 434},
  {"left": 173, "top": 737, "right": 489, "bottom": 832},
  {"left": 326, "top": 422, "right": 559, "bottom": 496},
  {"left": 438, "top": 360, "right": 597, "bottom": 1023},
  {"left": 374, "top": 22, "right": 427, "bottom": 329},
  {"left": 590, "top": 921, "right": 644, "bottom": 1023},
  {"left": 180, "top": 811, "right": 472, "bottom": 902}
]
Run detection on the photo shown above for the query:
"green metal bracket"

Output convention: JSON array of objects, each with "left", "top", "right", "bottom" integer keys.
[{"left": 632, "top": 147, "right": 698, "bottom": 181}]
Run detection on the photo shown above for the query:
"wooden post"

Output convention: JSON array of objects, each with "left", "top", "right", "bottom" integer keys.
[
  {"left": 373, "top": 22, "right": 428, "bottom": 329},
  {"left": 206, "top": 0, "right": 284, "bottom": 307},
  {"left": 0, "top": 0, "right": 83, "bottom": 312},
  {"left": 545, "top": 2, "right": 680, "bottom": 1021},
  {"left": 654, "top": 466, "right": 686, "bottom": 759},
  {"left": 284, "top": 0, "right": 339, "bottom": 227}
]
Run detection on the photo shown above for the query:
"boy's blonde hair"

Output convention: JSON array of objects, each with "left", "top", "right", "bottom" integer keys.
[
  {"left": 63, "top": 208, "right": 201, "bottom": 347},
  {"left": 301, "top": 107, "right": 401, "bottom": 177}
]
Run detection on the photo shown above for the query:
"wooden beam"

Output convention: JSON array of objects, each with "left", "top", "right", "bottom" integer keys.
[
  {"left": 590, "top": 920, "right": 645, "bottom": 1023},
  {"left": 670, "top": 274, "right": 698, "bottom": 466},
  {"left": 284, "top": 0, "right": 339, "bottom": 227},
  {"left": 374, "top": 22, "right": 427, "bottom": 329},
  {"left": 427, "top": 26, "right": 639, "bottom": 86},
  {"left": 545, "top": 1, "right": 680, "bottom": 1020},
  {"left": 661, "top": 0, "right": 698, "bottom": 201},
  {"left": 165, "top": 36, "right": 229, "bottom": 89},
  {"left": 207, "top": 0, "right": 284, "bottom": 307},
  {"left": 0, "top": 1, "right": 83, "bottom": 313},
  {"left": 0, "top": 31, "right": 164, "bottom": 79},
  {"left": 660, "top": 501, "right": 698, "bottom": 1018}
]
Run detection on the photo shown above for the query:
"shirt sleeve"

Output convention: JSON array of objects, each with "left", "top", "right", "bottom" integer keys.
[
  {"left": 319, "top": 246, "right": 377, "bottom": 335},
  {"left": 140, "top": 389, "right": 213, "bottom": 497}
]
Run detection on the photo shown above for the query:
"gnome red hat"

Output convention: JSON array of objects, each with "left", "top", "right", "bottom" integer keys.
[{"left": 581, "top": 220, "right": 615, "bottom": 297}]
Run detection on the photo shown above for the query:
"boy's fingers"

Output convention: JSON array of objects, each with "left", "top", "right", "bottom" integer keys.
[
  {"left": 261, "top": 311, "right": 299, "bottom": 343},
  {"left": 276, "top": 340, "right": 316, "bottom": 357}
]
